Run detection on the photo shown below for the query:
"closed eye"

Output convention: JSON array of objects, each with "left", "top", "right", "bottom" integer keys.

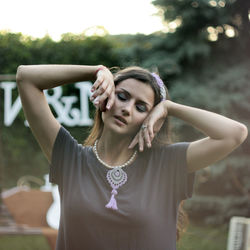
[
  {"left": 116, "top": 91, "right": 148, "bottom": 113},
  {"left": 117, "top": 92, "right": 127, "bottom": 101},
  {"left": 136, "top": 103, "right": 147, "bottom": 112}
]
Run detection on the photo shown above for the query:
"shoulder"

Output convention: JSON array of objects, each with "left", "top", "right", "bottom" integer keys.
[
  {"left": 165, "top": 142, "right": 190, "bottom": 150},
  {"left": 149, "top": 142, "right": 190, "bottom": 164},
  {"left": 140, "top": 142, "right": 190, "bottom": 162},
  {"left": 52, "top": 126, "right": 90, "bottom": 156},
  {"left": 150, "top": 142, "right": 190, "bottom": 154}
]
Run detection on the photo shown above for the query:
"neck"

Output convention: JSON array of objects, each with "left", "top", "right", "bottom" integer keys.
[{"left": 96, "top": 128, "right": 137, "bottom": 167}]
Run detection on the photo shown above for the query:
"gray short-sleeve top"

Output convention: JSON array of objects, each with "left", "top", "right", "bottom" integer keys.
[{"left": 49, "top": 126, "right": 196, "bottom": 250}]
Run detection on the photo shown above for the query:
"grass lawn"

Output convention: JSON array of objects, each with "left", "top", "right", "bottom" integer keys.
[
  {"left": 0, "top": 222, "right": 228, "bottom": 250},
  {"left": 0, "top": 235, "right": 50, "bottom": 250},
  {"left": 177, "top": 222, "right": 228, "bottom": 250}
]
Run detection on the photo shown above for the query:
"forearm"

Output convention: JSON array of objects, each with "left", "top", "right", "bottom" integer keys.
[
  {"left": 166, "top": 100, "right": 248, "bottom": 144},
  {"left": 16, "top": 64, "right": 101, "bottom": 90}
]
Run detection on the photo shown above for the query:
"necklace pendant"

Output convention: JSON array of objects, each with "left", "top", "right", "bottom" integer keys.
[
  {"left": 93, "top": 140, "right": 137, "bottom": 211},
  {"left": 105, "top": 167, "right": 127, "bottom": 210},
  {"left": 106, "top": 167, "right": 128, "bottom": 189}
]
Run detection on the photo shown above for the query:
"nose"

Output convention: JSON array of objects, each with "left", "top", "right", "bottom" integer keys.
[{"left": 121, "top": 101, "right": 134, "bottom": 116}]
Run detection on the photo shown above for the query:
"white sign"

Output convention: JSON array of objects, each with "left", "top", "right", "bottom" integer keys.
[{"left": 0, "top": 81, "right": 94, "bottom": 127}]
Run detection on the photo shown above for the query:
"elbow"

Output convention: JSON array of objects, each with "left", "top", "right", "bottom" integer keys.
[
  {"left": 16, "top": 65, "right": 25, "bottom": 85},
  {"left": 16, "top": 65, "right": 30, "bottom": 85},
  {"left": 233, "top": 123, "right": 248, "bottom": 146}
]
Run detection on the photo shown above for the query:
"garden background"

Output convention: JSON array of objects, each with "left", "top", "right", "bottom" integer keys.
[{"left": 0, "top": 0, "right": 249, "bottom": 249}]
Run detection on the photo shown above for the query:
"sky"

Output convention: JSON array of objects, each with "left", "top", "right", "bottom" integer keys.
[{"left": 0, "top": 0, "right": 165, "bottom": 41}]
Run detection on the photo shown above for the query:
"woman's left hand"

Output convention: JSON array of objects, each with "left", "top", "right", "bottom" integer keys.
[{"left": 128, "top": 100, "right": 172, "bottom": 151}]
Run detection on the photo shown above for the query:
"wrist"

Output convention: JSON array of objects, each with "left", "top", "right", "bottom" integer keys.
[
  {"left": 95, "top": 65, "right": 106, "bottom": 77},
  {"left": 163, "top": 100, "right": 175, "bottom": 116}
]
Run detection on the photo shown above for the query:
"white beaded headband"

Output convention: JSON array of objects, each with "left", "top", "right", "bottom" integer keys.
[{"left": 151, "top": 73, "right": 167, "bottom": 101}]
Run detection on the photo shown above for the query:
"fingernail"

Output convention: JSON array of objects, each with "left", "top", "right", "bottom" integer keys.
[
  {"left": 106, "top": 104, "right": 110, "bottom": 110},
  {"left": 90, "top": 96, "right": 94, "bottom": 101},
  {"left": 91, "top": 87, "right": 94, "bottom": 92}
]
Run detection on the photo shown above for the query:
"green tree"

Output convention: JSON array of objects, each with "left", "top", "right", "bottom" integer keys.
[
  {"left": 150, "top": 0, "right": 250, "bottom": 224},
  {"left": 0, "top": 31, "right": 120, "bottom": 188}
]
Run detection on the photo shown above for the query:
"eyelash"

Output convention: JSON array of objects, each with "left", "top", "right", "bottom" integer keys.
[{"left": 116, "top": 93, "right": 147, "bottom": 113}]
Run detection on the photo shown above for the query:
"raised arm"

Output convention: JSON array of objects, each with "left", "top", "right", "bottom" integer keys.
[
  {"left": 128, "top": 100, "right": 248, "bottom": 173},
  {"left": 16, "top": 64, "right": 114, "bottom": 163},
  {"left": 167, "top": 101, "right": 248, "bottom": 173}
]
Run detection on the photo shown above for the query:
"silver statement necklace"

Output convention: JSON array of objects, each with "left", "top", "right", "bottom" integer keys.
[{"left": 93, "top": 140, "right": 137, "bottom": 211}]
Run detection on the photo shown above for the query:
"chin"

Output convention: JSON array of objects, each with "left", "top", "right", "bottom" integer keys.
[
  {"left": 102, "top": 114, "right": 140, "bottom": 136},
  {"left": 104, "top": 122, "right": 135, "bottom": 137}
]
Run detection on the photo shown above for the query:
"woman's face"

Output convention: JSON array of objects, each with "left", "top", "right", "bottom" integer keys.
[{"left": 102, "top": 78, "right": 155, "bottom": 136}]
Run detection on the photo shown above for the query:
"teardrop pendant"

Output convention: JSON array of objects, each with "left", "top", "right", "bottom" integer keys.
[
  {"left": 93, "top": 140, "right": 137, "bottom": 210},
  {"left": 105, "top": 167, "right": 127, "bottom": 210}
]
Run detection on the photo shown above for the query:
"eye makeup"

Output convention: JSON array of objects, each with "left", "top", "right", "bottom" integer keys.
[{"left": 116, "top": 89, "right": 149, "bottom": 113}]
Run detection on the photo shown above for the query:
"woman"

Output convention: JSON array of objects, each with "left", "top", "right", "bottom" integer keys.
[{"left": 16, "top": 65, "right": 247, "bottom": 250}]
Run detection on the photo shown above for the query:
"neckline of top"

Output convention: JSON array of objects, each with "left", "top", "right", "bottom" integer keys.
[{"left": 90, "top": 146, "right": 141, "bottom": 172}]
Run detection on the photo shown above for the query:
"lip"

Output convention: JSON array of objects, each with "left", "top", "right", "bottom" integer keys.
[{"left": 113, "top": 115, "right": 127, "bottom": 125}]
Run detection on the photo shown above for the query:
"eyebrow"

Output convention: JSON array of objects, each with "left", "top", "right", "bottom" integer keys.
[{"left": 119, "top": 88, "right": 152, "bottom": 108}]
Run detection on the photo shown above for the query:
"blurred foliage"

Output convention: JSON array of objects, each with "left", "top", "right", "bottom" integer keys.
[
  {"left": 150, "top": 0, "right": 250, "bottom": 225},
  {"left": 0, "top": 222, "right": 228, "bottom": 250},
  {"left": 0, "top": 0, "right": 249, "bottom": 224},
  {"left": 177, "top": 222, "right": 228, "bottom": 250},
  {"left": 0, "top": 235, "right": 50, "bottom": 250}
]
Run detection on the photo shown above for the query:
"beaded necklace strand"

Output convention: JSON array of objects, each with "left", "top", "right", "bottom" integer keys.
[
  {"left": 93, "top": 140, "right": 137, "bottom": 169},
  {"left": 93, "top": 140, "right": 137, "bottom": 210}
]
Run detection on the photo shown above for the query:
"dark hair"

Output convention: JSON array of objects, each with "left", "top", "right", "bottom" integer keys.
[
  {"left": 84, "top": 66, "right": 188, "bottom": 241},
  {"left": 114, "top": 66, "right": 172, "bottom": 147},
  {"left": 113, "top": 66, "right": 162, "bottom": 106},
  {"left": 84, "top": 66, "right": 173, "bottom": 147}
]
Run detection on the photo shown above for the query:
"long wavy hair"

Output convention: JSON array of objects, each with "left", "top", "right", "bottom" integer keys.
[{"left": 84, "top": 66, "right": 189, "bottom": 241}]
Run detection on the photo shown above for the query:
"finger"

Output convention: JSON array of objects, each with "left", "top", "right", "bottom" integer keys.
[
  {"left": 148, "top": 123, "right": 155, "bottom": 140},
  {"left": 92, "top": 78, "right": 103, "bottom": 92},
  {"left": 91, "top": 82, "right": 108, "bottom": 101},
  {"left": 91, "top": 76, "right": 104, "bottom": 93},
  {"left": 143, "top": 128, "right": 151, "bottom": 148},
  {"left": 96, "top": 80, "right": 109, "bottom": 96},
  {"left": 92, "top": 96, "right": 100, "bottom": 107},
  {"left": 98, "top": 87, "right": 112, "bottom": 112},
  {"left": 98, "top": 84, "right": 113, "bottom": 104},
  {"left": 128, "top": 133, "right": 139, "bottom": 149},
  {"left": 138, "top": 130, "right": 144, "bottom": 152},
  {"left": 97, "top": 88, "right": 112, "bottom": 111},
  {"left": 106, "top": 90, "right": 115, "bottom": 110}
]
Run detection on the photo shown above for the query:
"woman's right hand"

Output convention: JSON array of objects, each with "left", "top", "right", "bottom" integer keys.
[{"left": 90, "top": 66, "right": 115, "bottom": 112}]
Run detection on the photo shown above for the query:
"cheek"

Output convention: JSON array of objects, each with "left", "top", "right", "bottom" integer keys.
[
  {"left": 101, "top": 101, "right": 117, "bottom": 123},
  {"left": 101, "top": 109, "right": 111, "bottom": 123},
  {"left": 131, "top": 112, "right": 149, "bottom": 129},
  {"left": 113, "top": 97, "right": 123, "bottom": 109}
]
